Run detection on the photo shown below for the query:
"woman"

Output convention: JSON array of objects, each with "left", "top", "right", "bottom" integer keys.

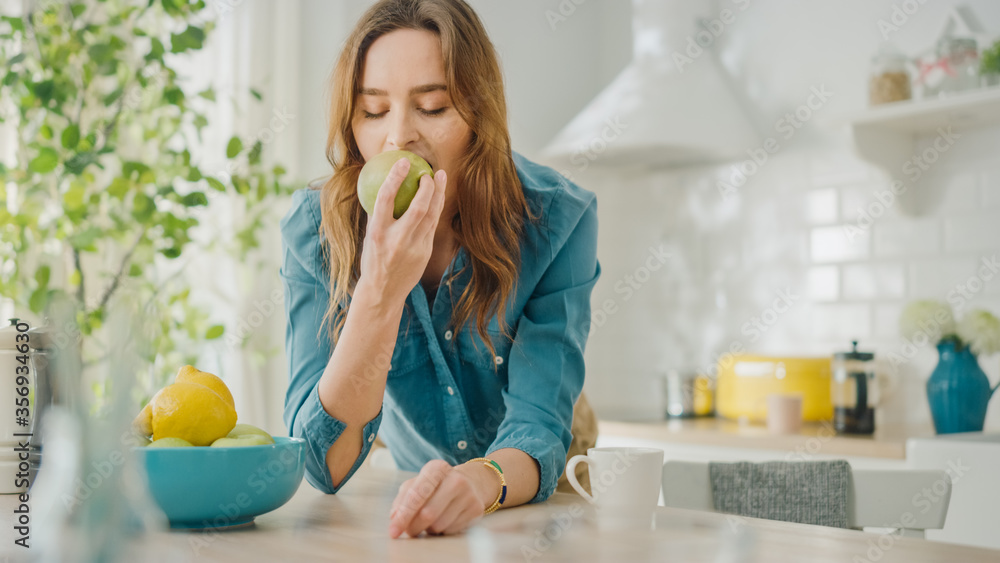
[{"left": 280, "top": 0, "right": 599, "bottom": 538}]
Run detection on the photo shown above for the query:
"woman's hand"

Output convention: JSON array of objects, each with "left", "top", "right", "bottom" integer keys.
[
  {"left": 388, "top": 460, "right": 497, "bottom": 538},
  {"left": 358, "top": 157, "right": 447, "bottom": 307}
]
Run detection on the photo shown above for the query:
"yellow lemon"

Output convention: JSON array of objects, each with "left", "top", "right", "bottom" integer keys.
[
  {"left": 132, "top": 401, "right": 154, "bottom": 437},
  {"left": 175, "top": 365, "right": 235, "bottom": 409},
  {"left": 151, "top": 382, "right": 237, "bottom": 446}
]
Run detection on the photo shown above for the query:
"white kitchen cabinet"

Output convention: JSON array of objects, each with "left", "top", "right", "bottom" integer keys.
[{"left": 907, "top": 433, "right": 1000, "bottom": 550}]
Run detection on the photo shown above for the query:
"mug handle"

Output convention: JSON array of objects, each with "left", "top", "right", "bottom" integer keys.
[{"left": 565, "top": 454, "right": 595, "bottom": 505}]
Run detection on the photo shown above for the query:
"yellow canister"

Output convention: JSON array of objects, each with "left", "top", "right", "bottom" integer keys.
[{"left": 716, "top": 355, "right": 833, "bottom": 422}]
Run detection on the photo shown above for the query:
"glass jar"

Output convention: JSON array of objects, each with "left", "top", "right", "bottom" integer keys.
[
  {"left": 831, "top": 340, "right": 877, "bottom": 435},
  {"left": 870, "top": 51, "right": 912, "bottom": 106},
  {"left": 938, "top": 37, "right": 979, "bottom": 94}
]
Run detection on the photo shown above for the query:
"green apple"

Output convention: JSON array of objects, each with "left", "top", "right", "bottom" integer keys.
[
  {"left": 147, "top": 437, "right": 194, "bottom": 448},
  {"left": 357, "top": 150, "right": 433, "bottom": 219},
  {"left": 210, "top": 435, "right": 274, "bottom": 447},
  {"left": 226, "top": 423, "right": 274, "bottom": 441}
]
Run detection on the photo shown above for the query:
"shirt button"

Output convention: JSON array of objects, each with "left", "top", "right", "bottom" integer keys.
[
  {"left": 444, "top": 330, "right": 453, "bottom": 341},
  {"left": 368, "top": 434, "right": 375, "bottom": 443},
  {"left": 494, "top": 356, "right": 504, "bottom": 366},
  {"left": 447, "top": 386, "right": 455, "bottom": 395},
  {"left": 457, "top": 440, "right": 467, "bottom": 450}
]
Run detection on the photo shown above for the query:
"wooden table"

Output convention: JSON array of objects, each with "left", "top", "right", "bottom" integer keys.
[{"left": 3, "top": 466, "right": 998, "bottom": 562}]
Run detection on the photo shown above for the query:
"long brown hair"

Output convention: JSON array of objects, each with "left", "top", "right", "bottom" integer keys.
[{"left": 317, "top": 0, "right": 527, "bottom": 355}]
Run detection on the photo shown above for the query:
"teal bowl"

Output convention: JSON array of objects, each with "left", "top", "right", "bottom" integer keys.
[{"left": 135, "top": 436, "right": 306, "bottom": 529}]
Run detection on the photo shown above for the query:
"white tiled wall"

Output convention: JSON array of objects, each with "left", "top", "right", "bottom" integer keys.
[{"left": 566, "top": 0, "right": 1000, "bottom": 431}]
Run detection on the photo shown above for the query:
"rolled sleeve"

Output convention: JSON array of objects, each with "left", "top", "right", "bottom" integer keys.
[
  {"left": 294, "top": 384, "right": 383, "bottom": 494},
  {"left": 488, "top": 193, "right": 600, "bottom": 503},
  {"left": 281, "top": 188, "right": 382, "bottom": 494}
]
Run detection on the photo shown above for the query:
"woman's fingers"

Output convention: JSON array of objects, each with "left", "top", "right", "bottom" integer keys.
[
  {"left": 421, "top": 169, "right": 448, "bottom": 235},
  {"left": 389, "top": 479, "right": 414, "bottom": 518},
  {"left": 426, "top": 474, "right": 478, "bottom": 535},
  {"left": 406, "top": 478, "right": 463, "bottom": 537},
  {"left": 370, "top": 157, "right": 410, "bottom": 229},
  {"left": 397, "top": 171, "right": 437, "bottom": 230},
  {"left": 388, "top": 460, "right": 450, "bottom": 538},
  {"left": 442, "top": 502, "right": 483, "bottom": 536}
]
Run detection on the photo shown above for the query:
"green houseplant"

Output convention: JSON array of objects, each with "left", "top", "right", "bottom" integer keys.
[{"left": 0, "top": 0, "right": 298, "bottom": 408}]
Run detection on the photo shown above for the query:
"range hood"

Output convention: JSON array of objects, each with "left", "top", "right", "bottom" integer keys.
[{"left": 542, "top": 0, "right": 759, "bottom": 168}]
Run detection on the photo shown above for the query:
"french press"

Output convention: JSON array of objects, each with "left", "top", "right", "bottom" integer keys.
[{"left": 831, "top": 340, "right": 877, "bottom": 434}]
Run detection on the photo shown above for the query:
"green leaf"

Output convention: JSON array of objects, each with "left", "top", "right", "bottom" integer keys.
[
  {"left": 29, "top": 288, "right": 47, "bottom": 314},
  {"left": 226, "top": 136, "right": 242, "bottom": 158},
  {"left": 88, "top": 43, "right": 117, "bottom": 64},
  {"left": 61, "top": 124, "right": 80, "bottom": 149},
  {"left": 7, "top": 53, "right": 25, "bottom": 65},
  {"left": 205, "top": 325, "right": 224, "bottom": 340},
  {"left": 32, "top": 80, "right": 55, "bottom": 104},
  {"left": 64, "top": 152, "right": 98, "bottom": 175},
  {"left": 68, "top": 226, "right": 101, "bottom": 250},
  {"left": 248, "top": 140, "right": 262, "bottom": 165},
  {"left": 233, "top": 177, "right": 250, "bottom": 194},
  {"left": 182, "top": 192, "right": 207, "bottom": 206},
  {"left": 34, "top": 265, "right": 50, "bottom": 287},
  {"left": 128, "top": 263, "right": 143, "bottom": 277},
  {"left": 63, "top": 184, "right": 86, "bottom": 209},
  {"left": 70, "top": 4, "right": 86, "bottom": 18},
  {"left": 103, "top": 87, "right": 124, "bottom": 105},
  {"left": 28, "top": 147, "right": 59, "bottom": 174},
  {"left": 206, "top": 177, "right": 225, "bottom": 192},
  {"left": 170, "top": 26, "right": 205, "bottom": 54},
  {"left": 249, "top": 88, "right": 262, "bottom": 101},
  {"left": 132, "top": 192, "right": 154, "bottom": 222},
  {"left": 108, "top": 177, "right": 130, "bottom": 199},
  {"left": 147, "top": 38, "right": 165, "bottom": 61},
  {"left": 197, "top": 88, "right": 215, "bottom": 101},
  {"left": 163, "top": 86, "right": 184, "bottom": 106},
  {"left": 160, "top": 246, "right": 181, "bottom": 259}
]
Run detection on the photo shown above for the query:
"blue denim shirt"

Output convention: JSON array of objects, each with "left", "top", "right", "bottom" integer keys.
[{"left": 280, "top": 151, "right": 599, "bottom": 503}]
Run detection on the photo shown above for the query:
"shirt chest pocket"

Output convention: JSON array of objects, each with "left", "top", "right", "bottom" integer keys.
[{"left": 455, "top": 326, "right": 514, "bottom": 376}]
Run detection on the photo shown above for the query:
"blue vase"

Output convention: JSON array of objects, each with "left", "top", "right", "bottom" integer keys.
[{"left": 926, "top": 340, "right": 998, "bottom": 434}]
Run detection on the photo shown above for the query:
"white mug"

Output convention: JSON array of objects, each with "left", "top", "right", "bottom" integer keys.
[{"left": 565, "top": 447, "right": 664, "bottom": 529}]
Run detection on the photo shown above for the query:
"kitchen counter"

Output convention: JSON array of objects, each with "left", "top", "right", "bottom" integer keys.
[
  {"left": 5, "top": 465, "right": 996, "bottom": 562},
  {"left": 599, "top": 417, "right": 935, "bottom": 460}
]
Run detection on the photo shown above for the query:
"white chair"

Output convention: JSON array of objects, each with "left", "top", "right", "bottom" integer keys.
[{"left": 661, "top": 460, "right": 952, "bottom": 538}]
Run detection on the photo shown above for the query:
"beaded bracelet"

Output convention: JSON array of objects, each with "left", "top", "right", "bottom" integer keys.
[{"left": 468, "top": 457, "right": 507, "bottom": 515}]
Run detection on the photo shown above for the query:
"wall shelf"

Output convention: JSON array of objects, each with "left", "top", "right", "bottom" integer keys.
[{"left": 835, "top": 86, "right": 1000, "bottom": 185}]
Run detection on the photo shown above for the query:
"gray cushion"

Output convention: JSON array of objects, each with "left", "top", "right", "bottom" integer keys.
[{"left": 708, "top": 460, "right": 851, "bottom": 528}]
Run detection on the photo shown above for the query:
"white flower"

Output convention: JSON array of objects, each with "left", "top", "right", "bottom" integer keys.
[
  {"left": 900, "top": 300, "right": 956, "bottom": 343},
  {"left": 957, "top": 309, "right": 1000, "bottom": 356}
]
